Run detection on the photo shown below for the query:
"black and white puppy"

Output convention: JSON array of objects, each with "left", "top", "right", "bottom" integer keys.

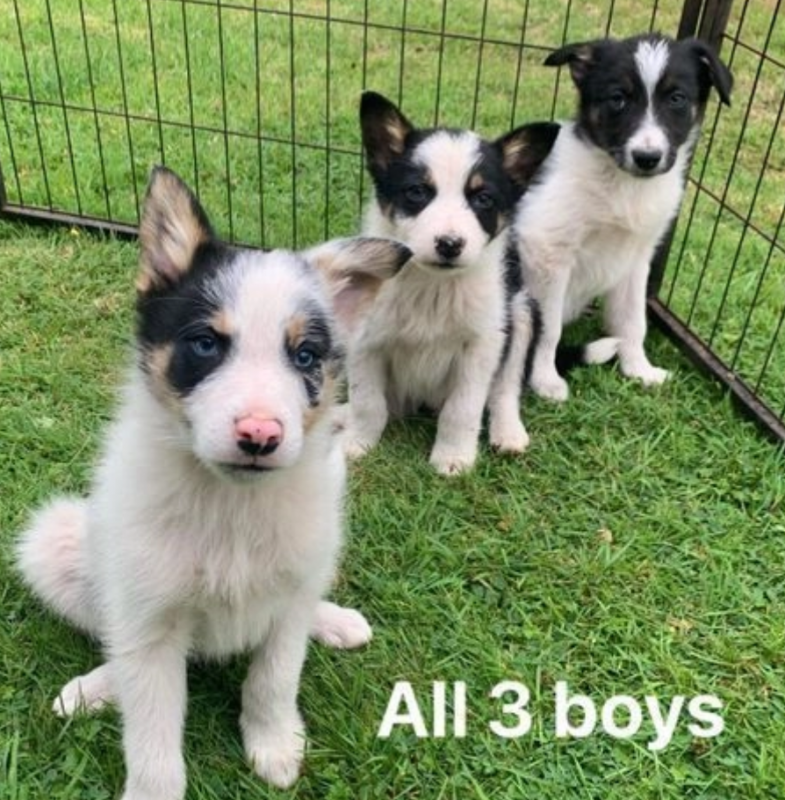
[
  {"left": 345, "top": 91, "right": 558, "bottom": 475},
  {"left": 16, "top": 167, "right": 411, "bottom": 799},
  {"left": 514, "top": 34, "right": 732, "bottom": 401}
]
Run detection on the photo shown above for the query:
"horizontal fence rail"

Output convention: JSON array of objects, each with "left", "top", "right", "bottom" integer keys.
[{"left": 0, "top": 0, "right": 783, "bottom": 442}]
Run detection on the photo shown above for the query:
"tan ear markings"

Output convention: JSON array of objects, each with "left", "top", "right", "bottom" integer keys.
[{"left": 137, "top": 171, "right": 211, "bottom": 292}]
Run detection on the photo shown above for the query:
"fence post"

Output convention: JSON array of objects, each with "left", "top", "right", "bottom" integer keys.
[
  {"left": 646, "top": 0, "right": 733, "bottom": 298},
  {"left": 0, "top": 158, "right": 7, "bottom": 215}
]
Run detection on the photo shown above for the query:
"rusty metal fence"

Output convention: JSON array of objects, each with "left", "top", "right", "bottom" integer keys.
[{"left": 0, "top": 0, "right": 783, "bottom": 441}]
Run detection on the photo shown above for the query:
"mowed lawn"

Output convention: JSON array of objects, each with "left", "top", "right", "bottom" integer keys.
[{"left": 2, "top": 1, "right": 785, "bottom": 799}]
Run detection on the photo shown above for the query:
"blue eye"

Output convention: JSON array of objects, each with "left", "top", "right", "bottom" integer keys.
[
  {"left": 293, "top": 345, "right": 317, "bottom": 370},
  {"left": 190, "top": 333, "right": 219, "bottom": 358}
]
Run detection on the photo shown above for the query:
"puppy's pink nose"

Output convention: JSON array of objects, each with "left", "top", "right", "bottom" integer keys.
[{"left": 235, "top": 416, "right": 283, "bottom": 456}]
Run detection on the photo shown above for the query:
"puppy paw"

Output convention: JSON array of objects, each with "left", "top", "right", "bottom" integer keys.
[
  {"left": 53, "top": 666, "right": 113, "bottom": 717},
  {"left": 245, "top": 716, "right": 305, "bottom": 789},
  {"left": 621, "top": 361, "right": 670, "bottom": 386},
  {"left": 530, "top": 371, "right": 569, "bottom": 402},
  {"left": 311, "top": 601, "right": 372, "bottom": 649},
  {"left": 429, "top": 444, "right": 476, "bottom": 476},
  {"left": 489, "top": 418, "right": 530, "bottom": 454},
  {"left": 344, "top": 438, "right": 372, "bottom": 461}
]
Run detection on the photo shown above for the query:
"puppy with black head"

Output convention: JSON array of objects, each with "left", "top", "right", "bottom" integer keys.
[
  {"left": 16, "top": 167, "right": 411, "bottom": 799},
  {"left": 514, "top": 34, "right": 732, "bottom": 401},
  {"left": 347, "top": 91, "right": 559, "bottom": 475}
]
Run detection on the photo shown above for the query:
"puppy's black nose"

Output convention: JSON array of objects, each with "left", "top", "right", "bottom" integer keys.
[
  {"left": 632, "top": 149, "right": 663, "bottom": 172},
  {"left": 435, "top": 235, "right": 465, "bottom": 261}
]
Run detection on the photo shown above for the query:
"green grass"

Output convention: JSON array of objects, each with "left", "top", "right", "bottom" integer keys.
[{"left": 2, "top": 1, "right": 785, "bottom": 798}]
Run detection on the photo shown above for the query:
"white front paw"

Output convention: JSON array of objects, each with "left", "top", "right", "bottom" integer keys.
[
  {"left": 429, "top": 442, "right": 477, "bottom": 476},
  {"left": 621, "top": 360, "right": 670, "bottom": 386},
  {"left": 530, "top": 368, "right": 569, "bottom": 402},
  {"left": 311, "top": 602, "right": 372, "bottom": 649},
  {"left": 244, "top": 714, "right": 305, "bottom": 789},
  {"left": 489, "top": 417, "right": 530, "bottom": 454},
  {"left": 342, "top": 427, "right": 379, "bottom": 461}
]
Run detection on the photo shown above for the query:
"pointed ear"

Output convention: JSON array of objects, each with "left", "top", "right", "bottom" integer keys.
[
  {"left": 137, "top": 166, "right": 215, "bottom": 293},
  {"left": 305, "top": 236, "right": 412, "bottom": 334},
  {"left": 360, "top": 91, "right": 415, "bottom": 172},
  {"left": 687, "top": 38, "right": 733, "bottom": 106},
  {"left": 496, "top": 122, "right": 560, "bottom": 191},
  {"left": 544, "top": 41, "right": 595, "bottom": 86}
]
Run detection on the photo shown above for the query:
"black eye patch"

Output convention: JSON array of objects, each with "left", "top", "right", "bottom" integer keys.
[
  {"left": 168, "top": 322, "right": 231, "bottom": 396},
  {"left": 284, "top": 307, "right": 337, "bottom": 407}
]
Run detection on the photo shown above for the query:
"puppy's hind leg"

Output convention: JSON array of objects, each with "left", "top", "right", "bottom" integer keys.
[
  {"left": 15, "top": 498, "right": 101, "bottom": 636},
  {"left": 604, "top": 261, "right": 669, "bottom": 386},
  {"left": 54, "top": 662, "right": 115, "bottom": 717},
  {"left": 487, "top": 292, "right": 535, "bottom": 454},
  {"left": 310, "top": 600, "right": 372, "bottom": 650}
]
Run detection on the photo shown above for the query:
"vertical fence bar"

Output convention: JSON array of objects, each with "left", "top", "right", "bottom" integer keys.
[
  {"left": 44, "top": 0, "right": 83, "bottom": 216},
  {"left": 470, "top": 0, "right": 490, "bottom": 131},
  {"left": 181, "top": 1, "right": 201, "bottom": 199},
  {"left": 112, "top": 0, "right": 141, "bottom": 221},
  {"left": 0, "top": 72, "right": 23, "bottom": 207},
  {"left": 288, "top": 0, "right": 298, "bottom": 248},
  {"left": 12, "top": 0, "right": 53, "bottom": 210},
  {"left": 324, "top": 0, "right": 332, "bottom": 241},
  {"left": 216, "top": 0, "right": 234, "bottom": 242},
  {"left": 78, "top": 0, "right": 111, "bottom": 220},
  {"left": 253, "top": 0, "right": 266, "bottom": 248},
  {"left": 646, "top": 0, "right": 733, "bottom": 297}
]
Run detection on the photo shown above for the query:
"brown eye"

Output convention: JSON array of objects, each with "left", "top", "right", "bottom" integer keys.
[{"left": 470, "top": 189, "right": 495, "bottom": 211}]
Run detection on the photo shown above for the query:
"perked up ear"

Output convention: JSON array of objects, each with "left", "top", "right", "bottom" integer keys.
[
  {"left": 686, "top": 38, "right": 733, "bottom": 106},
  {"left": 544, "top": 41, "right": 596, "bottom": 86},
  {"left": 305, "top": 236, "right": 412, "bottom": 333},
  {"left": 495, "top": 122, "right": 561, "bottom": 192},
  {"left": 360, "top": 91, "right": 415, "bottom": 172},
  {"left": 137, "top": 166, "right": 215, "bottom": 293}
]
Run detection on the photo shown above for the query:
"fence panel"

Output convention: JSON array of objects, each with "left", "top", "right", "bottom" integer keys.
[{"left": 0, "top": 0, "right": 782, "bottom": 440}]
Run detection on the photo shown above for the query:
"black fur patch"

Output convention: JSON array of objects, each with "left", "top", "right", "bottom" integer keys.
[
  {"left": 368, "top": 129, "right": 519, "bottom": 240},
  {"left": 554, "top": 35, "right": 727, "bottom": 170},
  {"left": 285, "top": 303, "right": 338, "bottom": 407},
  {"left": 137, "top": 241, "right": 236, "bottom": 396}
]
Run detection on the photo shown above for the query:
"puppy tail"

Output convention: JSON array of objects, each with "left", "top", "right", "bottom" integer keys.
[
  {"left": 15, "top": 497, "right": 100, "bottom": 636},
  {"left": 555, "top": 336, "right": 620, "bottom": 374}
]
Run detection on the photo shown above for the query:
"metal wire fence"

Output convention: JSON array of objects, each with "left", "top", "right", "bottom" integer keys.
[{"left": 0, "top": 0, "right": 783, "bottom": 441}]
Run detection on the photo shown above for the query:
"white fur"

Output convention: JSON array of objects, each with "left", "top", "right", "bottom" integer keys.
[
  {"left": 625, "top": 40, "right": 672, "bottom": 171},
  {"left": 15, "top": 242, "right": 382, "bottom": 800},
  {"left": 515, "top": 120, "right": 693, "bottom": 400},
  {"left": 347, "top": 211, "right": 527, "bottom": 475}
]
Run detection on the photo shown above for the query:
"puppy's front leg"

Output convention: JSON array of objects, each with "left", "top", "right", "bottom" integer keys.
[
  {"left": 429, "top": 337, "right": 500, "bottom": 475},
  {"left": 487, "top": 293, "right": 536, "bottom": 454},
  {"left": 113, "top": 642, "right": 188, "bottom": 800},
  {"left": 604, "top": 258, "right": 669, "bottom": 386},
  {"left": 526, "top": 263, "right": 571, "bottom": 402},
  {"left": 241, "top": 604, "right": 313, "bottom": 789},
  {"left": 344, "top": 347, "right": 389, "bottom": 459}
]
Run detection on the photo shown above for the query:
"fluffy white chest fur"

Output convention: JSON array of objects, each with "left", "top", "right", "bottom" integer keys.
[
  {"left": 360, "top": 205, "right": 506, "bottom": 413},
  {"left": 517, "top": 121, "right": 689, "bottom": 323},
  {"left": 87, "top": 373, "right": 344, "bottom": 659}
]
